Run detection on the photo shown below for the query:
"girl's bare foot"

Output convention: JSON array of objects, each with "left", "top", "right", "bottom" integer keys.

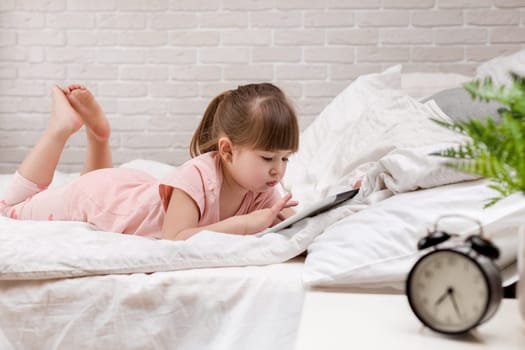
[
  {"left": 64, "top": 85, "right": 111, "bottom": 141},
  {"left": 49, "top": 85, "right": 84, "bottom": 138}
]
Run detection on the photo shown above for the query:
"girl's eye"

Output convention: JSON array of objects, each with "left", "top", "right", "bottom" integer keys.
[
  {"left": 282, "top": 157, "right": 289, "bottom": 162},
  {"left": 262, "top": 157, "right": 273, "bottom": 162}
]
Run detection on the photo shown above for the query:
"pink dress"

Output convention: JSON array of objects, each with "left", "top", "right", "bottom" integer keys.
[{"left": 0, "top": 152, "right": 280, "bottom": 239}]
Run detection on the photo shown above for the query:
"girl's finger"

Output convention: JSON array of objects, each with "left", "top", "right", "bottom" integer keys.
[
  {"left": 283, "top": 200, "right": 298, "bottom": 208},
  {"left": 281, "top": 192, "right": 292, "bottom": 202},
  {"left": 272, "top": 198, "right": 287, "bottom": 213},
  {"left": 272, "top": 193, "right": 294, "bottom": 214}
]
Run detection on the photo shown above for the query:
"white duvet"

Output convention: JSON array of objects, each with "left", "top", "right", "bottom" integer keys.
[{"left": 0, "top": 66, "right": 517, "bottom": 284}]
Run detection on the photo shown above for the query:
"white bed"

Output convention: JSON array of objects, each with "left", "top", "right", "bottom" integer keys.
[
  {"left": 1, "top": 51, "right": 524, "bottom": 350},
  {"left": 0, "top": 258, "right": 305, "bottom": 350}
]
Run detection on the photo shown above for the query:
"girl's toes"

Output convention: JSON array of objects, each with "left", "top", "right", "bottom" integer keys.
[{"left": 65, "top": 84, "right": 85, "bottom": 93}]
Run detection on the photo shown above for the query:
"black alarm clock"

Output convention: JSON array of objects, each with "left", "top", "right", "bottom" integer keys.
[{"left": 406, "top": 215, "right": 503, "bottom": 335}]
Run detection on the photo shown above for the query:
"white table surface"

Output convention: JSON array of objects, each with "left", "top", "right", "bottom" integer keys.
[{"left": 295, "top": 291, "right": 525, "bottom": 350}]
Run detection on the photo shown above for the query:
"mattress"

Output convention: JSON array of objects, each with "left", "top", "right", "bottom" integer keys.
[{"left": 0, "top": 257, "right": 305, "bottom": 350}]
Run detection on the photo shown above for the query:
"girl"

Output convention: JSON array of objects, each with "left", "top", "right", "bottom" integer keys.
[{"left": 0, "top": 83, "right": 299, "bottom": 240}]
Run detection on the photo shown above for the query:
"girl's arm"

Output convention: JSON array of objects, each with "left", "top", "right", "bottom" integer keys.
[{"left": 161, "top": 189, "right": 295, "bottom": 240}]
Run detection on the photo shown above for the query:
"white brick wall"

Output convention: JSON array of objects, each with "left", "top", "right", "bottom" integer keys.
[{"left": 0, "top": 0, "right": 524, "bottom": 172}]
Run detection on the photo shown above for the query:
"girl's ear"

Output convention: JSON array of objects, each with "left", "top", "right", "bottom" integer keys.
[{"left": 218, "top": 137, "right": 233, "bottom": 162}]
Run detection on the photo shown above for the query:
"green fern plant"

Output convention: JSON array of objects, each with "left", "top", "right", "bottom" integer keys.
[{"left": 432, "top": 73, "right": 525, "bottom": 207}]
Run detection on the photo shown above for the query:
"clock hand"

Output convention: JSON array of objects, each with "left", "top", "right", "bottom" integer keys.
[
  {"left": 434, "top": 288, "right": 449, "bottom": 306},
  {"left": 448, "top": 288, "right": 463, "bottom": 319}
]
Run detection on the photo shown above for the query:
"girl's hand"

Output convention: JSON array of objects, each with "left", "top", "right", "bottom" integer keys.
[
  {"left": 163, "top": 190, "right": 298, "bottom": 240},
  {"left": 276, "top": 193, "right": 298, "bottom": 221},
  {"left": 243, "top": 193, "right": 297, "bottom": 234}
]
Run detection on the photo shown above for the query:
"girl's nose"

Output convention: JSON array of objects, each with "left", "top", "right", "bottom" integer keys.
[{"left": 271, "top": 164, "right": 286, "bottom": 177}]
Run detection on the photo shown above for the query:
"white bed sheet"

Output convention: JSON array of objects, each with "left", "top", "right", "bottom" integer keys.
[{"left": 0, "top": 257, "right": 305, "bottom": 350}]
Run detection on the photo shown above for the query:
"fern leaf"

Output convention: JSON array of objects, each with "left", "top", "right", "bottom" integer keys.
[{"left": 433, "top": 73, "right": 525, "bottom": 206}]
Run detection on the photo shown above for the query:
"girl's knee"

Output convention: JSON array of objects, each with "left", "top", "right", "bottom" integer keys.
[{"left": 2, "top": 172, "right": 44, "bottom": 207}]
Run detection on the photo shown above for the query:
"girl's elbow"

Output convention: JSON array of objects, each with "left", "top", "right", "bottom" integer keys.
[
  {"left": 166, "top": 233, "right": 185, "bottom": 241},
  {"left": 161, "top": 228, "right": 183, "bottom": 240}
]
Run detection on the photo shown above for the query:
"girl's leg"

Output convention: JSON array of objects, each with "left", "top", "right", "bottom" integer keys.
[
  {"left": 1, "top": 172, "right": 73, "bottom": 221},
  {"left": 17, "top": 85, "right": 83, "bottom": 187},
  {"left": 64, "top": 85, "right": 113, "bottom": 174}
]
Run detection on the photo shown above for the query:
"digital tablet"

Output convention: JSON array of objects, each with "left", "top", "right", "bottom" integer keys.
[{"left": 260, "top": 188, "right": 359, "bottom": 234}]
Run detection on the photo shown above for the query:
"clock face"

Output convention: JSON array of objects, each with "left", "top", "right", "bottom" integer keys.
[{"left": 407, "top": 250, "right": 490, "bottom": 334}]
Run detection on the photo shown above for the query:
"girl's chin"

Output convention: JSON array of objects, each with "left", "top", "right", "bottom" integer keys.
[{"left": 251, "top": 185, "right": 271, "bottom": 193}]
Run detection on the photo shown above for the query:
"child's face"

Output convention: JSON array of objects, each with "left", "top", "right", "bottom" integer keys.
[{"left": 229, "top": 146, "right": 292, "bottom": 193}]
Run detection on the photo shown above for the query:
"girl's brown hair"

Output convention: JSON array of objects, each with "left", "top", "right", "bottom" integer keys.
[{"left": 190, "top": 83, "right": 299, "bottom": 157}]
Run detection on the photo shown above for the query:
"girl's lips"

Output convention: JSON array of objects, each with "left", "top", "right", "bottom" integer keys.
[{"left": 266, "top": 181, "right": 278, "bottom": 187}]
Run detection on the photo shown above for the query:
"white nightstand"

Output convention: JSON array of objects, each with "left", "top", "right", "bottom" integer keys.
[{"left": 295, "top": 291, "right": 525, "bottom": 350}]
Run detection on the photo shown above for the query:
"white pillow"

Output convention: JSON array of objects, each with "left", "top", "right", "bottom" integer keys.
[
  {"left": 476, "top": 49, "right": 525, "bottom": 87},
  {"left": 303, "top": 179, "right": 522, "bottom": 289},
  {"left": 283, "top": 65, "right": 469, "bottom": 209},
  {"left": 284, "top": 65, "right": 403, "bottom": 207}
]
